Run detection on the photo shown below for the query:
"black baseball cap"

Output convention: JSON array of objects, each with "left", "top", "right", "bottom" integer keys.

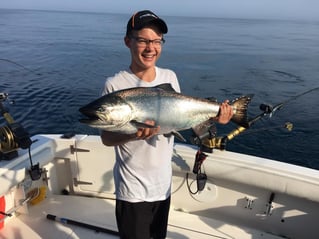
[{"left": 126, "top": 10, "right": 168, "bottom": 35}]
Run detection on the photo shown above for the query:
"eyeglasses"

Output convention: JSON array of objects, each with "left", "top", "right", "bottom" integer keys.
[{"left": 130, "top": 36, "right": 165, "bottom": 47}]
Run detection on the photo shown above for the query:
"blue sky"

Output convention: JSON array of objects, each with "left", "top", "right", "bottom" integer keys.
[{"left": 1, "top": 0, "right": 318, "bottom": 20}]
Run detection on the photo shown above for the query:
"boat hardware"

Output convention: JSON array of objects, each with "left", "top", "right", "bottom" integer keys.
[
  {"left": 0, "top": 92, "right": 42, "bottom": 180},
  {"left": 244, "top": 197, "right": 254, "bottom": 210},
  {"left": 264, "top": 192, "right": 275, "bottom": 216},
  {"left": 186, "top": 149, "right": 208, "bottom": 194},
  {"left": 42, "top": 168, "right": 49, "bottom": 186},
  {"left": 192, "top": 150, "right": 208, "bottom": 175},
  {"left": 0, "top": 92, "right": 32, "bottom": 155},
  {"left": 61, "top": 132, "right": 75, "bottom": 139},
  {"left": 0, "top": 188, "right": 39, "bottom": 223},
  {"left": 70, "top": 145, "right": 90, "bottom": 154},
  {"left": 73, "top": 178, "right": 93, "bottom": 186},
  {"left": 186, "top": 171, "right": 208, "bottom": 194}
]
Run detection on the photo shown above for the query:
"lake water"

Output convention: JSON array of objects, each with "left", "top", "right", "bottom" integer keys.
[{"left": 0, "top": 9, "right": 318, "bottom": 169}]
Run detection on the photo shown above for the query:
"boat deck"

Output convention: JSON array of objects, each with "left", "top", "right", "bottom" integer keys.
[{"left": 1, "top": 194, "right": 285, "bottom": 239}]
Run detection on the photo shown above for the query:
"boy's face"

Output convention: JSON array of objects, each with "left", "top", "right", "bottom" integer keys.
[{"left": 125, "top": 25, "right": 164, "bottom": 72}]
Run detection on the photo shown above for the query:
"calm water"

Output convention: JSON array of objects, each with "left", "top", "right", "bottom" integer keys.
[{"left": 0, "top": 9, "right": 318, "bottom": 169}]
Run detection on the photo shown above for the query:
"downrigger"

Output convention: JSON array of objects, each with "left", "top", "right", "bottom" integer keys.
[{"left": 0, "top": 92, "right": 41, "bottom": 180}]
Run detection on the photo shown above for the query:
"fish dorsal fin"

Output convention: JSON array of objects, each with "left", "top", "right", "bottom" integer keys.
[{"left": 155, "top": 83, "right": 176, "bottom": 92}]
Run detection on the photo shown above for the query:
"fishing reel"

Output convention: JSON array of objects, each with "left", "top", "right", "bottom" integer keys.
[
  {"left": 188, "top": 102, "right": 294, "bottom": 193},
  {"left": 187, "top": 86, "right": 319, "bottom": 194},
  {"left": 0, "top": 93, "right": 32, "bottom": 160},
  {"left": 191, "top": 103, "right": 293, "bottom": 153}
]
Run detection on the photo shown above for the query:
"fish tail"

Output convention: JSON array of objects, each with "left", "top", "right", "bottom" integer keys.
[{"left": 230, "top": 95, "right": 253, "bottom": 128}]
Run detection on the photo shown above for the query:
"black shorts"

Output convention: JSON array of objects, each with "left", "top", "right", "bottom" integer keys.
[{"left": 115, "top": 196, "right": 171, "bottom": 239}]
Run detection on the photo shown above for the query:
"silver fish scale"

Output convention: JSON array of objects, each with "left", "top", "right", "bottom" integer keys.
[
  {"left": 114, "top": 87, "right": 220, "bottom": 134},
  {"left": 79, "top": 85, "right": 251, "bottom": 134}
]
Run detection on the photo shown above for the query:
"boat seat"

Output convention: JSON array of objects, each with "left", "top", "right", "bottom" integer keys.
[{"left": 0, "top": 195, "right": 286, "bottom": 239}]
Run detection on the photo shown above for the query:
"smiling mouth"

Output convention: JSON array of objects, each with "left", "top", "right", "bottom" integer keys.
[{"left": 142, "top": 51, "right": 156, "bottom": 58}]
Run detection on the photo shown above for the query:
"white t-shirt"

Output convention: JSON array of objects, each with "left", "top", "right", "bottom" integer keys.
[{"left": 103, "top": 67, "right": 180, "bottom": 202}]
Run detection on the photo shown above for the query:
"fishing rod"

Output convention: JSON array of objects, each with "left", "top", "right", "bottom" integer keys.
[
  {"left": 0, "top": 58, "right": 41, "bottom": 75},
  {"left": 192, "top": 86, "right": 319, "bottom": 152},
  {"left": 46, "top": 214, "right": 119, "bottom": 236},
  {"left": 259, "top": 86, "right": 319, "bottom": 119},
  {"left": 188, "top": 87, "right": 319, "bottom": 193}
]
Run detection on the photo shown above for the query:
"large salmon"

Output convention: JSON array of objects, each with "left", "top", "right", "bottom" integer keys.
[{"left": 79, "top": 84, "right": 252, "bottom": 138}]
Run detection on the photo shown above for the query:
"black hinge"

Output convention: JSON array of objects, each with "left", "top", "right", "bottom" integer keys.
[
  {"left": 73, "top": 178, "right": 93, "bottom": 186},
  {"left": 70, "top": 145, "right": 90, "bottom": 154}
]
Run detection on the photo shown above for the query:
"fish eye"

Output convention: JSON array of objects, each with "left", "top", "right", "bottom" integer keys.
[{"left": 97, "top": 107, "right": 104, "bottom": 112}]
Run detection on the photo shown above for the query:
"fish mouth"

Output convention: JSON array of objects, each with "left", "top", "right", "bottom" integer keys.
[
  {"left": 79, "top": 116, "right": 113, "bottom": 129},
  {"left": 79, "top": 113, "right": 104, "bottom": 126},
  {"left": 79, "top": 107, "right": 113, "bottom": 129},
  {"left": 79, "top": 117, "right": 100, "bottom": 125},
  {"left": 79, "top": 106, "right": 103, "bottom": 125}
]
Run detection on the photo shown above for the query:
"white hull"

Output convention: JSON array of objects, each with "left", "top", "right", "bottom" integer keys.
[{"left": 1, "top": 134, "right": 319, "bottom": 238}]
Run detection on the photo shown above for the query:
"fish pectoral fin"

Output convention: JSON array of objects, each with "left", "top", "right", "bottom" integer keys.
[
  {"left": 130, "top": 120, "right": 157, "bottom": 129},
  {"left": 164, "top": 131, "right": 186, "bottom": 142},
  {"left": 231, "top": 94, "right": 254, "bottom": 128}
]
